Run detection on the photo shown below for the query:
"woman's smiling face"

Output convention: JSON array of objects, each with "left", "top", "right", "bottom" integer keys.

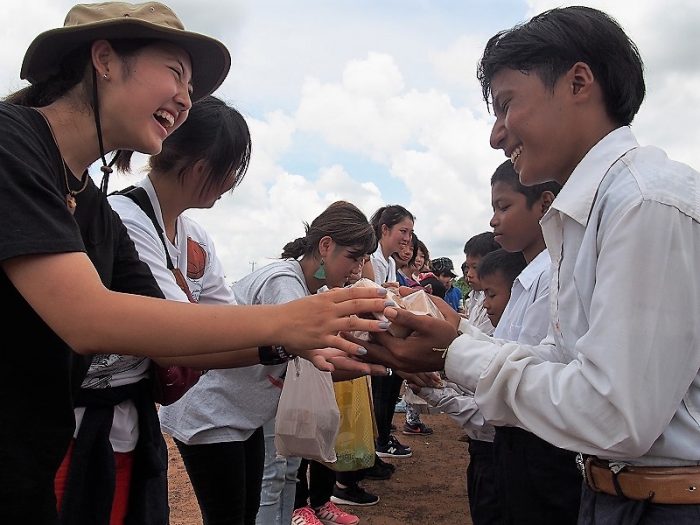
[{"left": 381, "top": 217, "right": 414, "bottom": 254}]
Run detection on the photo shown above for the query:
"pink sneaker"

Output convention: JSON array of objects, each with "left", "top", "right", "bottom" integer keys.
[
  {"left": 292, "top": 506, "right": 323, "bottom": 525},
  {"left": 314, "top": 501, "right": 360, "bottom": 525}
]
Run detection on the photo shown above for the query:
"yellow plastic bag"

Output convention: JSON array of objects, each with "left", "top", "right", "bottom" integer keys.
[{"left": 330, "top": 376, "right": 376, "bottom": 472}]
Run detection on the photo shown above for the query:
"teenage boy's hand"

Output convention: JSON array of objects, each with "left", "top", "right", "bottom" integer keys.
[
  {"left": 367, "top": 308, "right": 459, "bottom": 372},
  {"left": 397, "top": 371, "right": 443, "bottom": 393},
  {"left": 427, "top": 295, "right": 462, "bottom": 329}
]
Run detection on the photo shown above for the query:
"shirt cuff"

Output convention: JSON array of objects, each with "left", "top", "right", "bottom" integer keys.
[{"left": 444, "top": 322, "right": 499, "bottom": 392}]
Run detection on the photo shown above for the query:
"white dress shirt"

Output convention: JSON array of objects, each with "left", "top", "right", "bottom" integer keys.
[
  {"left": 445, "top": 127, "right": 700, "bottom": 467},
  {"left": 419, "top": 251, "right": 551, "bottom": 442},
  {"left": 493, "top": 249, "right": 550, "bottom": 347},
  {"left": 466, "top": 290, "right": 495, "bottom": 335},
  {"left": 370, "top": 244, "right": 396, "bottom": 284}
]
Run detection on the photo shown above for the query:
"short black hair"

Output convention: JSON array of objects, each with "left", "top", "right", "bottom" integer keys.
[
  {"left": 148, "top": 95, "right": 251, "bottom": 198},
  {"left": 464, "top": 231, "right": 500, "bottom": 258},
  {"left": 477, "top": 248, "right": 527, "bottom": 286},
  {"left": 415, "top": 238, "right": 429, "bottom": 265},
  {"left": 477, "top": 6, "right": 645, "bottom": 126},
  {"left": 491, "top": 160, "right": 561, "bottom": 206}
]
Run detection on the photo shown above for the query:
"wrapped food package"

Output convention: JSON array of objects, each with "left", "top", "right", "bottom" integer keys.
[{"left": 350, "top": 278, "right": 444, "bottom": 338}]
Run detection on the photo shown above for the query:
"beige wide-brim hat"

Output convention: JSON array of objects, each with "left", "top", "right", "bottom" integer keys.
[{"left": 21, "top": 1, "right": 231, "bottom": 101}]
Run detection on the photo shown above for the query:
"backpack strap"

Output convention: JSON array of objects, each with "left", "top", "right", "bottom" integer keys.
[
  {"left": 112, "top": 186, "right": 175, "bottom": 271},
  {"left": 112, "top": 186, "right": 196, "bottom": 303}
]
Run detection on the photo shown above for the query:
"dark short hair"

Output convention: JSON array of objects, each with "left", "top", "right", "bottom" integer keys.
[
  {"left": 477, "top": 6, "right": 645, "bottom": 126},
  {"left": 491, "top": 160, "right": 561, "bottom": 205},
  {"left": 463, "top": 231, "right": 500, "bottom": 258},
  {"left": 147, "top": 95, "right": 251, "bottom": 198},
  {"left": 477, "top": 248, "right": 526, "bottom": 286},
  {"left": 415, "top": 239, "right": 430, "bottom": 263},
  {"left": 406, "top": 233, "right": 420, "bottom": 266}
]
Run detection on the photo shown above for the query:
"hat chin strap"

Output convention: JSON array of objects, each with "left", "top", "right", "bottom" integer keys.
[{"left": 91, "top": 66, "right": 117, "bottom": 193}]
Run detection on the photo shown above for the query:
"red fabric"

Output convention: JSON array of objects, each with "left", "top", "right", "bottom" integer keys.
[
  {"left": 54, "top": 440, "right": 74, "bottom": 513},
  {"left": 55, "top": 439, "right": 134, "bottom": 525},
  {"left": 110, "top": 451, "right": 134, "bottom": 525}
]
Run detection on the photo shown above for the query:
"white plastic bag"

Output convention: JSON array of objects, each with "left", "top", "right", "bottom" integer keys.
[{"left": 275, "top": 357, "right": 339, "bottom": 463}]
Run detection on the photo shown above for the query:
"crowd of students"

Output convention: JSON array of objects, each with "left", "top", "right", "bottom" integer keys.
[{"left": 2, "top": 3, "right": 699, "bottom": 525}]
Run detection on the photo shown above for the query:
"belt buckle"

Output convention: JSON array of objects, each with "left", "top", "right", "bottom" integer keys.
[{"left": 576, "top": 452, "right": 587, "bottom": 484}]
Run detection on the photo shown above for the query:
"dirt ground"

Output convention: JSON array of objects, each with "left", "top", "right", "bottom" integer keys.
[{"left": 167, "top": 412, "right": 473, "bottom": 525}]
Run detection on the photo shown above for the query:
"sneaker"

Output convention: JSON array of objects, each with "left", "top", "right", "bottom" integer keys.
[
  {"left": 391, "top": 434, "right": 412, "bottom": 452},
  {"left": 376, "top": 455, "right": 396, "bottom": 469},
  {"left": 376, "top": 455, "right": 396, "bottom": 472},
  {"left": 402, "top": 421, "right": 434, "bottom": 435},
  {"left": 331, "top": 483, "right": 380, "bottom": 506},
  {"left": 314, "top": 501, "right": 360, "bottom": 525},
  {"left": 376, "top": 435, "right": 412, "bottom": 458},
  {"left": 362, "top": 461, "right": 392, "bottom": 480},
  {"left": 292, "top": 506, "right": 324, "bottom": 525}
]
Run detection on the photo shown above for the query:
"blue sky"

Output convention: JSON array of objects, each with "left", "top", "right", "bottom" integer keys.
[{"left": 3, "top": 1, "right": 699, "bottom": 280}]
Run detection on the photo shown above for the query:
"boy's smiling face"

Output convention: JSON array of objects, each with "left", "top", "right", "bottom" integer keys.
[{"left": 488, "top": 67, "right": 580, "bottom": 187}]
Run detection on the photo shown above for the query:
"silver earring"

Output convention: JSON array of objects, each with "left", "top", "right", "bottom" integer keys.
[{"left": 103, "top": 73, "right": 109, "bottom": 80}]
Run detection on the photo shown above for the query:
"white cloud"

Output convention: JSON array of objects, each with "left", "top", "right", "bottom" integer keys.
[
  {"left": 3, "top": 1, "right": 698, "bottom": 279},
  {"left": 343, "top": 52, "right": 405, "bottom": 98}
]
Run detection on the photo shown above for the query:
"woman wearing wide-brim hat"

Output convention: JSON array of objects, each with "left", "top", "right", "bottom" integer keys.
[{"left": 0, "top": 2, "right": 390, "bottom": 523}]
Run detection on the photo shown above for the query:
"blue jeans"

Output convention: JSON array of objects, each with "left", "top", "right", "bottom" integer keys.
[
  {"left": 255, "top": 419, "right": 302, "bottom": 525},
  {"left": 405, "top": 402, "right": 423, "bottom": 426}
]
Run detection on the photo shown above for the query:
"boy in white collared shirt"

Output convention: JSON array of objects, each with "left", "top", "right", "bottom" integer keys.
[
  {"left": 376, "top": 7, "right": 700, "bottom": 524},
  {"left": 488, "top": 161, "right": 581, "bottom": 524},
  {"left": 462, "top": 232, "right": 500, "bottom": 335},
  {"left": 415, "top": 247, "right": 525, "bottom": 524}
]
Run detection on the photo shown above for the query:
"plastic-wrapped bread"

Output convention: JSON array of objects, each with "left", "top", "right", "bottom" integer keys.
[
  {"left": 349, "top": 279, "right": 443, "bottom": 338},
  {"left": 351, "top": 278, "right": 405, "bottom": 314},
  {"left": 390, "top": 289, "right": 445, "bottom": 338}
]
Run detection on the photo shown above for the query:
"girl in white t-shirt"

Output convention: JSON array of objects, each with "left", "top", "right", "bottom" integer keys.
[{"left": 363, "top": 205, "right": 416, "bottom": 472}]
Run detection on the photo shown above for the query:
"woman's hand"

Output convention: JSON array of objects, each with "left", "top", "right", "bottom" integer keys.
[
  {"left": 296, "top": 347, "right": 388, "bottom": 376},
  {"left": 277, "top": 286, "right": 392, "bottom": 356}
]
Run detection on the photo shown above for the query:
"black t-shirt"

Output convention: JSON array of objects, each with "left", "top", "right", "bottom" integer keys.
[{"left": 0, "top": 102, "right": 164, "bottom": 523}]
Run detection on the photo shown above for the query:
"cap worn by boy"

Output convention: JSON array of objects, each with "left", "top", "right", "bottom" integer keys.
[{"left": 431, "top": 257, "right": 457, "bottom": 278}]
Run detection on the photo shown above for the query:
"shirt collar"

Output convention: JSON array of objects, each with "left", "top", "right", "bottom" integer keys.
[
  {"left": 516, "top": 249, "right": 549, "bottom": 291},
  {"left": 549, "top": 126, "right": 639, "bottom": 227}
]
